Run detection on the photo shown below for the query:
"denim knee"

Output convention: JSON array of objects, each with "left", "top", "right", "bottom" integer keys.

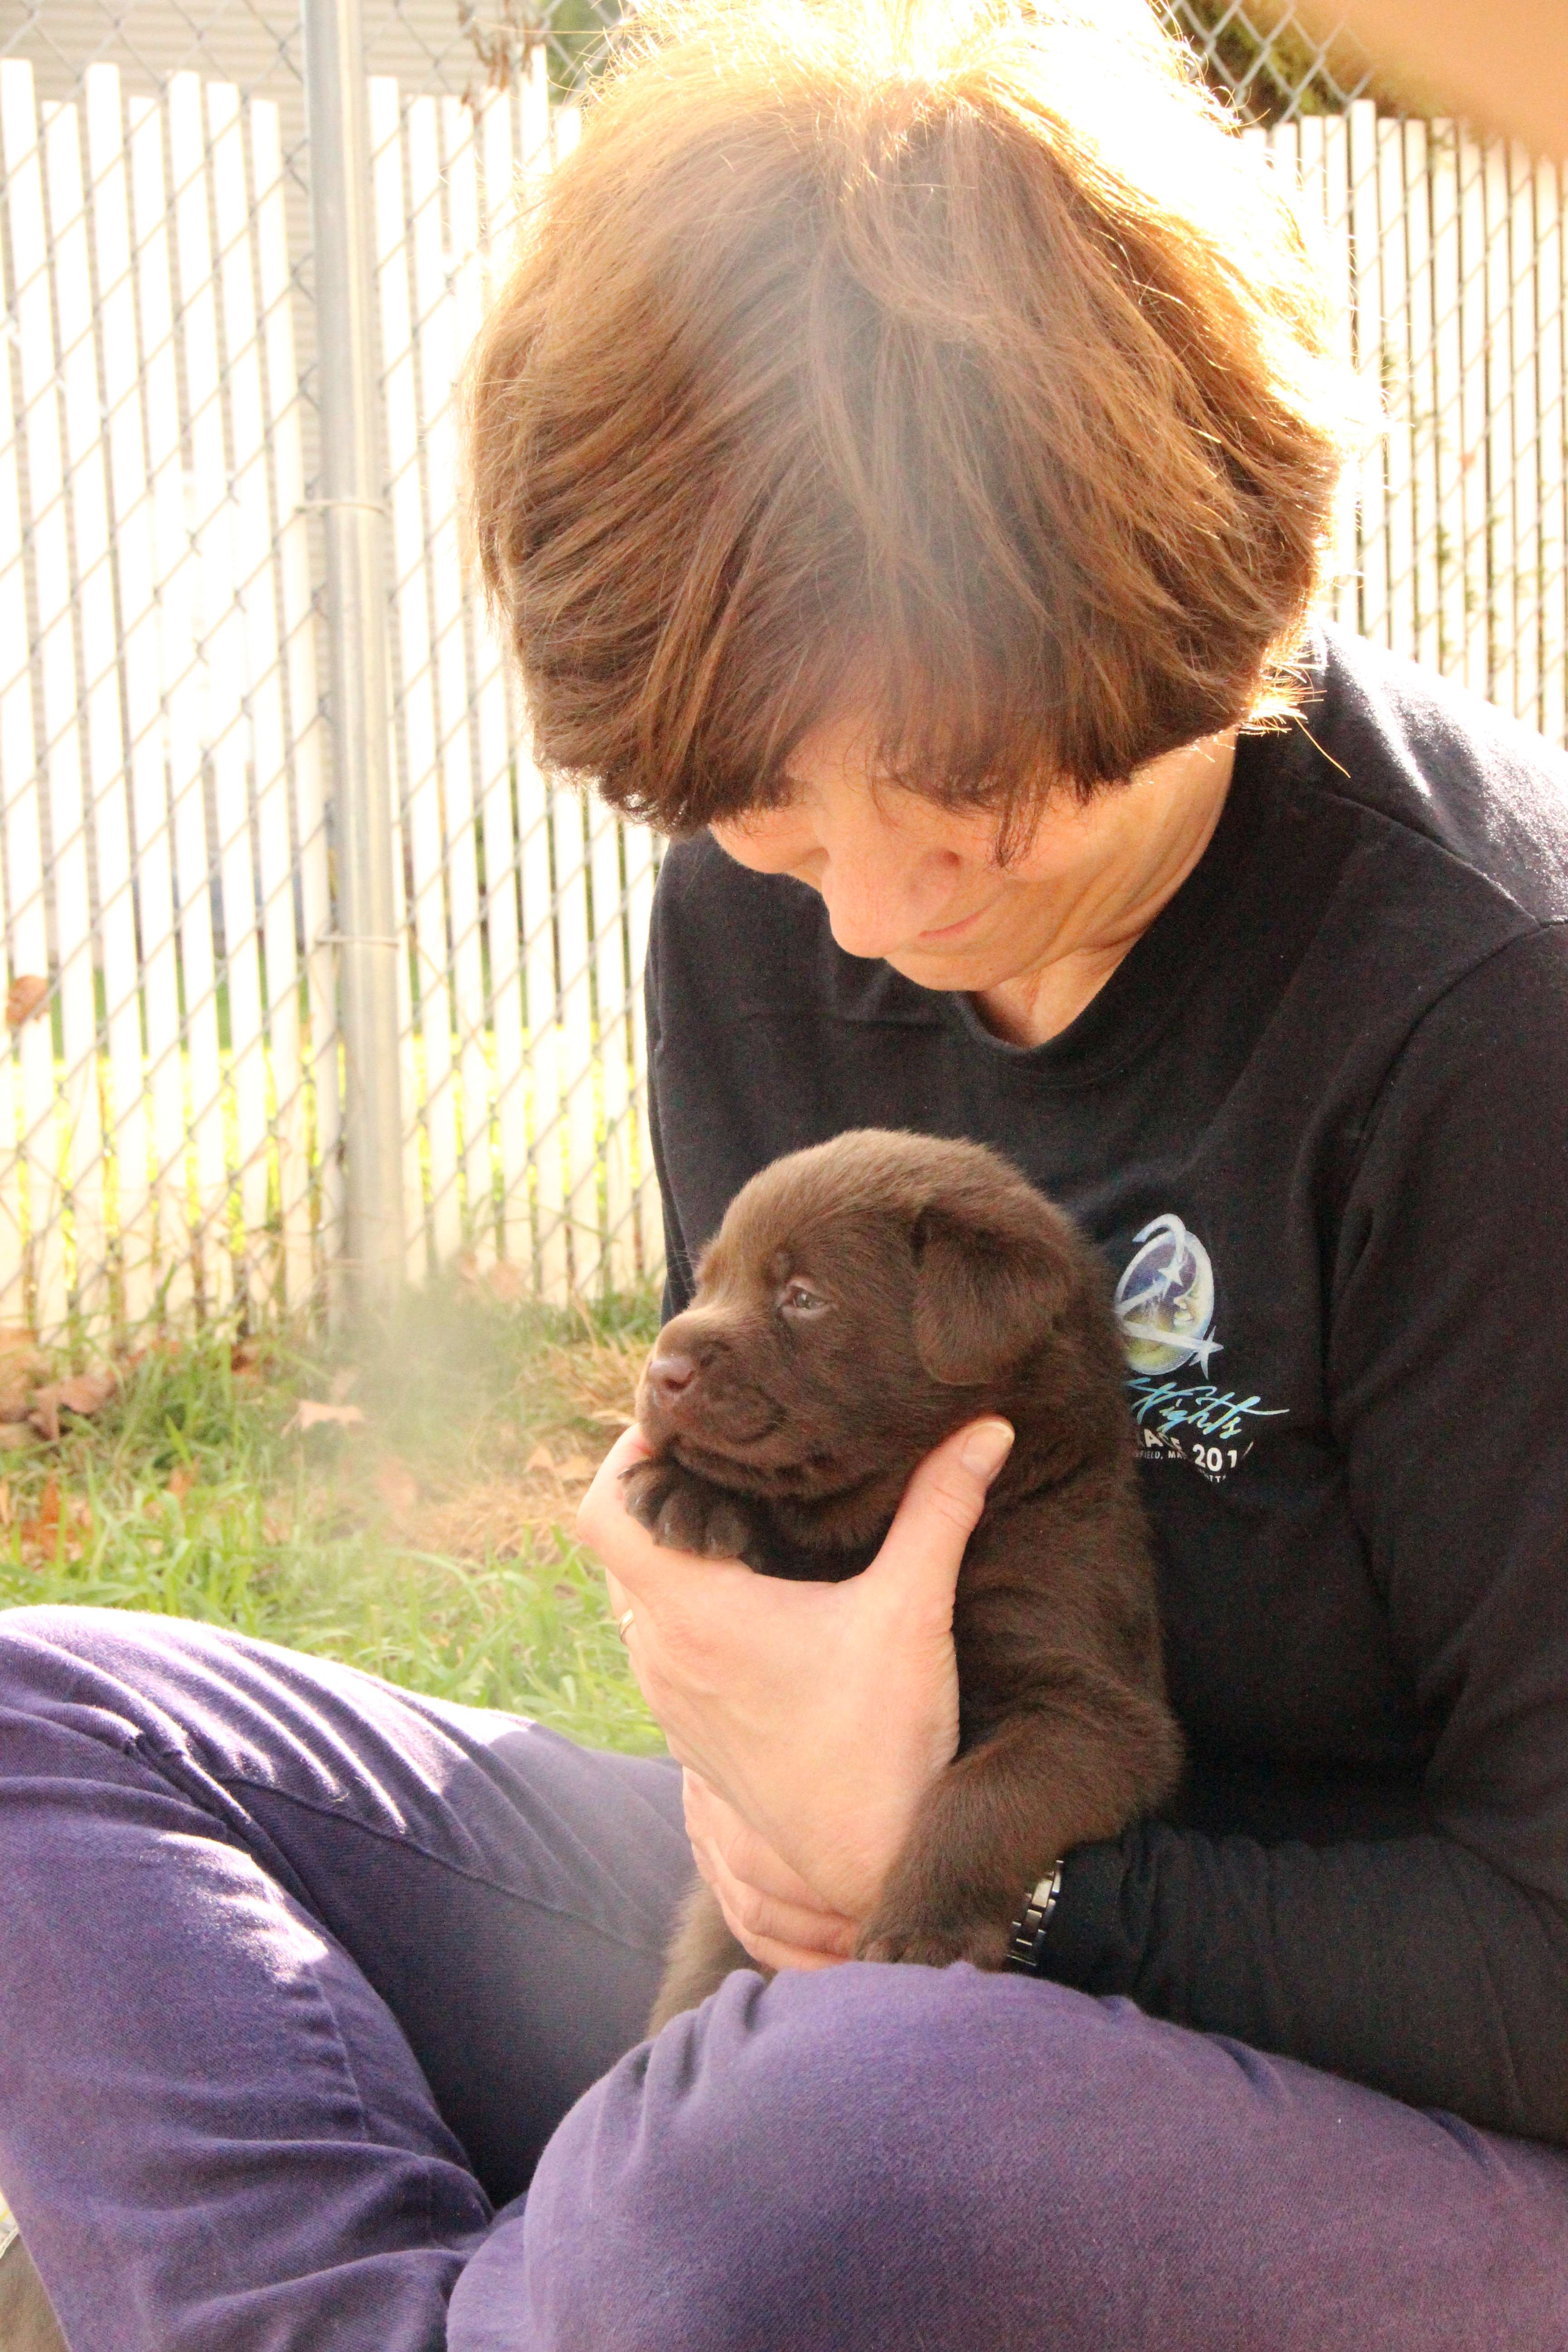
[
  {"left": 499, "top": 1960, "right": 1568, "bottom": 2352},
  {"left": 513, "top": 1962, "right": 1091, "bottom": 2352}
]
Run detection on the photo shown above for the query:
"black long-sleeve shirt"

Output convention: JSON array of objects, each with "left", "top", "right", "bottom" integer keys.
[{"left": 642, "top": 624, "right": 1568, "bottom": 2143}]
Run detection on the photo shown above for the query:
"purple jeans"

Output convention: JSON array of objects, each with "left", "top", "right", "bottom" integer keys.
[{"left": 1, "top": 1606, "right": 1566, "bottom": 2351}]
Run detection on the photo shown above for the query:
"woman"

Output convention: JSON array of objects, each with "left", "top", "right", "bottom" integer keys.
[{"left": 3, "top": 0, "right": 1568, "bottom": 2344}]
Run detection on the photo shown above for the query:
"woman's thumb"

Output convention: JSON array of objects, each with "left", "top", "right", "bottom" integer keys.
[{"left": 866, "top": 1419, "right": 1014, "bottom": 1594}]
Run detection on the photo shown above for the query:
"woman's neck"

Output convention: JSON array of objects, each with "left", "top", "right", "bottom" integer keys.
[{"left": 969, "top": 731, "right": 1238, "bottom": 1049}]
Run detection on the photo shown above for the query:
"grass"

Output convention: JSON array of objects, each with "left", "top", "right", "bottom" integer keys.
[{"left": 0, "top": 1276, "right": 665, "bottom": 1754}]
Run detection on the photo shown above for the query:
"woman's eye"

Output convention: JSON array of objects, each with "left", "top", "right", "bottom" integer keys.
[{"left": 780, "top": 1282, "right": 830, "bottom": 1317}]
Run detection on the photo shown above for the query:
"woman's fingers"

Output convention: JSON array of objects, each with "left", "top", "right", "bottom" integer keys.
[
  {"left": 578, "top": 1425, "right": 756, "bottom": 1619},
  {"left": 576, "top": 1425, "right": 652, "bottom": 1561},
  {"left": 861, "top": 1417, "right": 1014, "bottom": 1611},
  {"left": 720, "top": 1929, "right": 848, "bottom": 1975},
  {"left": 685, "top": 1770, "right": 858, "bottom": 1964},
  {"left": 703, "top": 1868, "right": 859, "bottom": 1960},
  {"left": 682, "top": 1771, "right": 838, "bottom": 1911}
]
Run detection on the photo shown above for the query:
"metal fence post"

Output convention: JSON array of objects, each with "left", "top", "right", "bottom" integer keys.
[{"left": 303, "top": 0, "right": 405, "bottom": 1312}]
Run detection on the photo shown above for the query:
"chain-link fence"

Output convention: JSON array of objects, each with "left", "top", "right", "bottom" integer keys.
[{"left": 0, "top": 0, "right": 1563, "bottom": 1340}]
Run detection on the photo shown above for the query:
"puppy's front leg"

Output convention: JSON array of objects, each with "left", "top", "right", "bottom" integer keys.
[
  {"left": 856, "top": 1678, "right": 1181, "bottom": 1971},
  {"left": 621, "top": 1454, "right": 768, "bottom": 1567},
  {"left": 648, "top": 1880, "right": 764, "bottom": 2031}
]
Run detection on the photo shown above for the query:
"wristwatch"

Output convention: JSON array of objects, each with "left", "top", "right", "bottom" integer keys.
[{"left": 1005, "top": 1859, "right": 1065, "bottom": 1973}]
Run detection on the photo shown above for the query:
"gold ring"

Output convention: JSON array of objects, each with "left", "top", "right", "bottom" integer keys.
[{"left": 617, "top": 1608, "right": 636, "bottom": 1645}]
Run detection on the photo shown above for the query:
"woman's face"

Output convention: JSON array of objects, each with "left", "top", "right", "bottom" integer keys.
[{"left": 709, "top": 706, "right": 1236, "bottom": 1000}]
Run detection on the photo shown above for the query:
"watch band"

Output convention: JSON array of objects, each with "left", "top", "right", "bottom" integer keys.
[{"left": 1005, "top": 1859, "right": 1065, "bottom": 1973}]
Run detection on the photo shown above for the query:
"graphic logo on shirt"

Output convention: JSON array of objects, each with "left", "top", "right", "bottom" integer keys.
[
  {"left": 1113, "top": 1213, "right": 1288, "bottom": 1483},
  {"left": 1113, "top": 1214, "right": 1222, "bottom": 1375}
]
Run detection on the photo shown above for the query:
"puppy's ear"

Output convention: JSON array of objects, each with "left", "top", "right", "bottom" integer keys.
[{"left": 911, "top": 1203, "right": 1069, "bottom": 1386}]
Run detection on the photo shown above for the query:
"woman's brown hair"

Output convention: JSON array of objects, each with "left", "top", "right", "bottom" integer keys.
[{"left": 465, "top": 0, "right": 1357, "bottom": 835}]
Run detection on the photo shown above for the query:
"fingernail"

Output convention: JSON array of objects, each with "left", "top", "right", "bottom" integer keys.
[{"left": 960, "top": 1420, "right": 1014, "bottom": 1484}]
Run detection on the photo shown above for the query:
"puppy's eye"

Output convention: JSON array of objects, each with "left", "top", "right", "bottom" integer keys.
[{"left": 779, "top": 1280, "right": 831, "bottom": 1319}]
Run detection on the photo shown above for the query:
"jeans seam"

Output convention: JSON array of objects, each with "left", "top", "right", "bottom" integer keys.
[{"left": 212, "top": 1771, "right": 681, "bottom": 1960}]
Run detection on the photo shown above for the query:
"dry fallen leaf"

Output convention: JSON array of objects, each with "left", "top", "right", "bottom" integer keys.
[
  {"left": 0, "top": 1423, "right": 38, "bottom": 1453},
  {"left": 373, "top": 1454, "right": 420, "bottom": 1525},
  {"left": 525, "top": 1442, "right": 555, "bottom": 1473},
  {"left": 167, "top": 1464, "right": 196, "bottom": 1504},
  {"left": 286, "top": 1399, "right": 367, "bottom": 1434},
  {"left": 26, "top": 1485, "right": 94, "bottom": 1563},
  {"left": 5, "top": 975, "right": 49, "bottom": 1029},
  {"left": 555, "top": 1452, "right": 596, "bottom": 1484},
  {"left": 19, "top": 1475, "right": 59, "bottom": 1561},
  {"left": 29, "top": 1364, "right": 118, "bottom": 1441},
  {"left": 485, "top": 1259, "right": 526, "bottom": 1304},
  {"left": 58, "top": 1367, "right": 119, "bottom": 1416},
  {"left": 0, "top": 1330, "right": 49, "bottom": 1422},
  {"left": 457, "top": 1250, "right": 527, "bottom": 1303}
]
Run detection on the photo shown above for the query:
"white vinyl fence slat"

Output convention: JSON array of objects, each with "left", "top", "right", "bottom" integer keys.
[
  {"left": 228, "top": 91, "right": 302, "bottom": 1313},
  {"left": 85, "top": 67, "right": 156, "bottom": 1323},
  {"left": 372, "top": 75, "right": 434, "bottom": 1282},
  {"left": 475, "top": 88, "right": 529, "bottom": 1277},
  {"left": 1459, "top": 132, "right": 1492, "bottom": 693},
  {"left": 1539, "top": 156, "right": 1567, "bottom": 748},
  {"left": 1402, "top": 119, "right": 1441, "bottom": 676},
  {"left": 1509, "top": 146, "right": 1543, "bottom": 734},
  {"left": 56, "top": 84, "right": 139, "bottom": 1333},
  {"left": 623, "top": 820, "right": 661, "bottom": 1280},
  {"left": 554, "top": 788, "right": 600, "bottom": 1294},
  {"left": 520, "top": 751, "right": 565, "bottom": 1300},
  {"left": 402, "top": 91, "right": 461, "bottom": 1266},
  {"left": 30, "top": 100, "right": 101, "bottom": 1323},
  {"left": 0, "top": 63, "right": 53, "bottom": 1329},
  {"left": 8, "top": 74, "right": 76, "bottom": 1335},
  {"left": 437, "top": 97, "right": 493, "bottom": 1259},
  {"left": 1485, "top": 143, "right": 1519, "bottom": 714},
  {"left": 1378, "top": 116, "right": 1415, "bottom": 657},
  {"left": 591, "top": 799, "right": 635, "bottom": 1289},
  {"left": 43, "top": 98, "right": 110, "bottom": 1320},
  {"left": 1429, "top": 125, "right": 1466, "bottom": 679},
  {"left": 207, "top": 79, "right": 272, "bottom": 1309},
  {"left": 253, "top": 94, "right": 336, "bottom": 1308},
  {"left": 127, "top": 86, "right": 196, "bottom": 1323},
  {"left": 168, "top": 72, "right": 233, "bottom": 1315},
  {"left": 1349, "top": 101, "right": 1388, "bottom": 644},
  {"left": 0, "top": 204, "right": 23, "bottom": 1329}
]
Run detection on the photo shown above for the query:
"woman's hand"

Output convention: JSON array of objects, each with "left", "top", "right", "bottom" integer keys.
[
  {"left": 576, "top": 1416, "right": 1014, "bottom": 1929},
  {"left": 683, "top": 1769, "right": 859, "bottom": 1970}
]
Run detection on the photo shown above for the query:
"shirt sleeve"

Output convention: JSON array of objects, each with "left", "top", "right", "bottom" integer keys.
[{"left": 1041, "top": 920, "right": 1568, "bottom": 2143}]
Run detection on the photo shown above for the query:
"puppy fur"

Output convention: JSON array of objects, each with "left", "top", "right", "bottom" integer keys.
[{"left": 624, "top": 1130, "right": 1183, "bottom": 2033}]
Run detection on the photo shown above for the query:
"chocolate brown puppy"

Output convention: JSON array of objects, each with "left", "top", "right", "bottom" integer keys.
[{"left": 624, "top": 1129, "right": 1183, "bottom": 2032}]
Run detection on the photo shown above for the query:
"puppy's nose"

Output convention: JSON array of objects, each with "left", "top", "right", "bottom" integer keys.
[{"left": 646, "top": 1351, "right": 697, "bottom": 1402}]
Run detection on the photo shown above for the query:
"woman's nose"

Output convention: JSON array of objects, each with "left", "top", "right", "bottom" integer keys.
[{"left": 817, "top": 851, "right": 959, "bottom": 960}]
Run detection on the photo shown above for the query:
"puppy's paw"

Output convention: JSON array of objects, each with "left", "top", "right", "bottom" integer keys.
[
  {"left": 621, "top": 1456, "right": 757, "bottom": 1562},
  {"left": 855, "top": 1908, "right": 1014, "bottom": 1974}
]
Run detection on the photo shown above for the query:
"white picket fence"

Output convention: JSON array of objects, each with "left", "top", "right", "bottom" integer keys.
[
  {"left": 1254, "top": 112, "right": 1567, "bottom": 739},
  {"left": 0, "top": 71, "right": 1563, "bottom": 1337}
]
